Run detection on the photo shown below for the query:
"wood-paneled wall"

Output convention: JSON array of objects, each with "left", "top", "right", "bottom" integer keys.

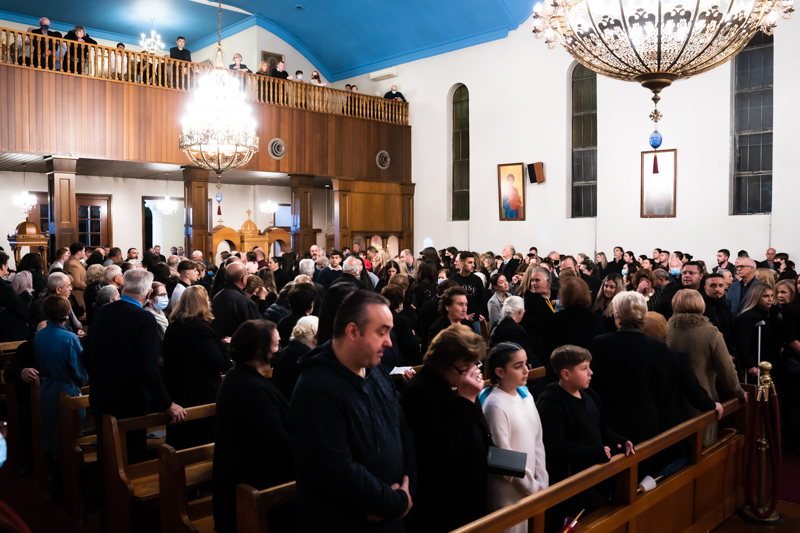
[{"left": 0, "top": 64, "right": 411, "bottom": 183}]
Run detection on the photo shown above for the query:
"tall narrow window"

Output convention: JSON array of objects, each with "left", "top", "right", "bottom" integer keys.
[
  {"left": 571, "top": 64, "right": 597, "bottom": 218},
  {"left": 733, "top": 32, "right": 773, "bottom": 214},
  {"left": 452, "top": 85, "right": 470, "bottom": 221}
]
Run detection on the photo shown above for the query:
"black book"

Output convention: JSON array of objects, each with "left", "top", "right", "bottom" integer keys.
[{"left": 487, "top": 446, "right": 527, "bottom": 478}]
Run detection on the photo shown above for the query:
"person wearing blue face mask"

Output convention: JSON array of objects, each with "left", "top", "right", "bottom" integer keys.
[
  {"left": 31, "top": 17, "right": 62, "bottom": 70},
  {"left": 144, "top": 281, "right": 170, "bottom": 341}
]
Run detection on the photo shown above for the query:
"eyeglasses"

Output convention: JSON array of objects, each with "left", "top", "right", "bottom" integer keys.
[
  {"left": 735, "top": 265, "right": 751, "bottom": 270},
  {"left": 451, "top": 361, "right": 482, "bottom": 375}
]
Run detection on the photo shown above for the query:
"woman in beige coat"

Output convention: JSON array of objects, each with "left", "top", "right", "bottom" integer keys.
[{"left": 666, "top": 290, "right": 745, "bottom": 446}]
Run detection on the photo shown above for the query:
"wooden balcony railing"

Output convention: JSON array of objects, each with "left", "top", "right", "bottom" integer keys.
[{"left": 0, "top": 27, "right": 409, "bottom": 125}]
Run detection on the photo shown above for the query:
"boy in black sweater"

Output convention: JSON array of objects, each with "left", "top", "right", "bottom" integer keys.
[{"left": 537, "top": 345, "right": 634, "bottom": 518}]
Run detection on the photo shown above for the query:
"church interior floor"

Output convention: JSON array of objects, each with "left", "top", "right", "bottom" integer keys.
[{"left": 711, "top": 501, "right": 800, "bottom": 533}]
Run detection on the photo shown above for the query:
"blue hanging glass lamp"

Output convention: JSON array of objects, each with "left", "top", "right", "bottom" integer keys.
[{"left": 648, "top": 92, "right": 663, "bottom": 174}]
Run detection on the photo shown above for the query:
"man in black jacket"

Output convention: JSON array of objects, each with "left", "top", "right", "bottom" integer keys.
[
  {"left": 0, "top": 252, "right": 30, "bottom": 342},
  {"left": 500, "top": 245, "right": 520, "bottom": 281},
  {"left": 453, "top": 251, "right": 487, "bottom": 320},
  {"left": 330, "top": 256, "right": 367, "bottom": 290},
  {"left": 31, "top": 17, "right": 62, "bottom": 70},
  {"left": 169, "top": 36, "right": 191, "bottom": 89},
  {"left": 702, "top": 273, "right": 737, "bottom": 358},
  {"left": 211, "top": 262, "right": 263, "bottom": 342},
  {"left": 290, "top": 291, "right": 415, "bottom": 532},
  {"left": 654, "top": 261, "right": 704, "bottom": 321},
  {"left": 87, "top": 269, "right": 186, "bottom": 465}
]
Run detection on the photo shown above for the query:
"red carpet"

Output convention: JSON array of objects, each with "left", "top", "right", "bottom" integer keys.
[{"left": 0, "top": 464, "right": 80, "bottom": 533}]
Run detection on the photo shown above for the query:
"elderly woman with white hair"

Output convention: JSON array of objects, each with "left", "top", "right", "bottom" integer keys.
[
  {"left": 271, "top": 315, "right": 319, "bottom": 401},
  {"left": 11, "top": 269, "right": 35, "bottom": 309},
  {"left": 589, "top": 291, "right": 675, "bottom": 456},
  {"left": 489, "top": 296, "right": 532, "bottom": 364}
]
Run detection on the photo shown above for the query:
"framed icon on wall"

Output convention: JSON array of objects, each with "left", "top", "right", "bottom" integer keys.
[{"left": 497, "top": 162, "right": 526, "bottom": 221}]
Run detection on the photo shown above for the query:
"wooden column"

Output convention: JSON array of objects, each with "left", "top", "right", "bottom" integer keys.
[
  {"left": 183, "top": 167, "right": 210, "bottom": 258},
  {"left": 331, "top": 178, "right": 352, "bottom": 252},
  {"left": 401, "top": 183, "right": 416, "bottom": 253},
  {"left": 45, "top": 156, "right": 78, "bottom": 250},
  {"left": 290, "top": 174, "right": 315, "bottom": 254}
]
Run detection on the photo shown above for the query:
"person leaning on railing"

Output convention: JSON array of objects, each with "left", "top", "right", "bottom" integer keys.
[
  {"left": 63, "top": 25, "right": 96, "bottom": 75},
  {"left": 30, "top": 17, "right": 62, "bottom": 70}
]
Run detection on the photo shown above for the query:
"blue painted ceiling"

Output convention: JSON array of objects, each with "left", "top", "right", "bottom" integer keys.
[{"left": 0, "top": 0, "right": 534, "bottom": 81}]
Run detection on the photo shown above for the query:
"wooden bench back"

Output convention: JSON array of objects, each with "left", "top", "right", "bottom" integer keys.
[
  {"left": 29, "top": 377, "right": 49, "bottom": 491},
  {"left": 59, "top": 391, "right": 95, "bottom": 525},
  {"left": 236, "top": 482, "right": 297, "bottom": 533},
  {"left": 103, "top": 404, "right": 216, "bottom": 533},
  {"left": 159, "top": 443, "right": 215, "bottom": 533}
]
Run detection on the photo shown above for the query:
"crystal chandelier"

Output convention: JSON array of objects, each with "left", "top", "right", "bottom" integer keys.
[
  {"left": 532, "top": 0, "right": 794, "bottom": 133},
  {"left": 179, "top": 0, "right": 259, "bottom": 176},
  {"left": 140, "top": 18, "right": 164, "bottom": 55},
  {"left": 12, "top": 164, "right": 36, "bottom": 216},
  {"left": 156, "top": 173, "right": 178, "bottom": 216}
]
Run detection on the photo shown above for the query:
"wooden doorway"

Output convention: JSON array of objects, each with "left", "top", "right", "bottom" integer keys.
[{"left": 76, "top": 195, "right": 112, "bottom": 248}]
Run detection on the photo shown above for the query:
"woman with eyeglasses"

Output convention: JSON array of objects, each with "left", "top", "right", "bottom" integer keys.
[
  {"left": 480, "top": 342, "right": 548, "bottom": 533},
  {"left": 400, "top": 324, "right": 491, "bottom": 532}
]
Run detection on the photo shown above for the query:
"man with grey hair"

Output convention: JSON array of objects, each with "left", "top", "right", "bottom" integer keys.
[
  {"left": 95, "top": 284, "right": 120, "bottom": 308},
  {"left": 104, "top": 264, "right": 123, "bottom": 289},
  {"left": 29, "top": 272, "right": 83, "bottom": 336},
  {"left": 193, "top": 250, "right": 211, "bottom": 270},
  {"left": 331, "top": 256, "right": 366, "bottom": 290},
  {"left": 727, "top": 257, "right": 762, "bottom": 316},
  {"left": 88, "top": 269, "right": 186, "bottom": 467},
  {"left": 522, "top": 266, "right": 556, "bottom": 353},
  {"left": 500, "top": 245, "right": 519, "bottom": 280},
  {"left": 211, "top": 262, "right": 264, "bottom": 342},
  {"left": 300, "top": 258, "right": 326, "bottom": 306},
  {"left": 31, "top": 17, "right": 62, "bottom": 69}
]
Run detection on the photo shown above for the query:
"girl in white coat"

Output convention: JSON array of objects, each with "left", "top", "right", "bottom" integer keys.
[{"left": 480, "top": 342, "right": 549, "bottom": 533}]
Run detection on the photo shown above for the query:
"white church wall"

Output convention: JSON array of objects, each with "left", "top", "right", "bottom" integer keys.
[{"left": 337, "top": 23, "right": 799, "bottom": 266}]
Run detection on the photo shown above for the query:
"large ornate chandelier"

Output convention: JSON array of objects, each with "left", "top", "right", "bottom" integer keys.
[
  {"left": 12, "top": 164, "right": 36, "bottom": 216},
  {"left": 532, "top": 0, "right": 793, "bottom": 132},
  {"left": 140, "top": 18, "right": 164, "bottom": 55},
  {"left": 179, "top": 0, "right": 258, "bottom": 176}
]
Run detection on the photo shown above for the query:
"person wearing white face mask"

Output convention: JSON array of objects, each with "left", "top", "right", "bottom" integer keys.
[
  {"left": 144, "top": 281, "right": 169, "bottom": 340},
  {"left": 383, "top": 84, "right": 406, "bottom": 102}
]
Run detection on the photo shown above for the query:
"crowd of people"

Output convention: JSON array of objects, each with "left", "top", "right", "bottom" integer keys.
[{"left": 1, "top": 237, "right": 798, "bottom": 532}]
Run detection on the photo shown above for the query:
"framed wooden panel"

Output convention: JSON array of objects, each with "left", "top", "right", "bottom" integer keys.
[
  {"left": 641, "top": 149, "right": 677, "bottom": 218},
  {"left": 498, "top": 162, "right": 526, "bottom": 221}
]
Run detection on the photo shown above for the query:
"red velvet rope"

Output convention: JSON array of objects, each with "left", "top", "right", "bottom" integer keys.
[{"left": 745, "top": 391, "right": 782, "bottom": 519}]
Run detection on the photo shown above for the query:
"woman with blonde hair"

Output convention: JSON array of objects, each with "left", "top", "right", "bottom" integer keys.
[
  {"left": 272, "top": 315, "right": 318, "bottom": 401},
  {"left": 592, "top": 273, "right": 623, "bottom": 331},
  {"left": 596, "top": 252, "right": 609, "bottom": 277},
  {"left": 754, "top": 267, "right": 777, "bottom": 289},
  {"left": 255, "top": 61, "right": 271, "bottom": 101},
  {"left": 666, "top": 290, "right": 743, "bottom": 445},
  {"left": 373, "top": 249, "right": 391, "bottom": 277},
  {"left": 163, "top": 285, "right": 229, "bottom": 449},
  {"left": 735, "top": 283, "right": 781, "bottom": 380}
]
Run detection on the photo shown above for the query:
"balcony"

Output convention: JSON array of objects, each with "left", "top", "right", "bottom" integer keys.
[{"left": 0, "top": 27, "right": 411, "bottom": 183}]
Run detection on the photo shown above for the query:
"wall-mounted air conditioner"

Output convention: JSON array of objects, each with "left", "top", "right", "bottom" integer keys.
[{"left": 369, "top": 67, "right": 398, "bottom": 81}]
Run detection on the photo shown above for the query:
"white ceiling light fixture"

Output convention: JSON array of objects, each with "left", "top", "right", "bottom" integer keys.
[
  {"left": 260, "top": 179, "right": 278, "bottom": 215},
  {"left": 156, "top": 173, "right": 178, "bottom": 216},
  {"left": 12, "top": 164, "right": 37, "bottom": 216}
]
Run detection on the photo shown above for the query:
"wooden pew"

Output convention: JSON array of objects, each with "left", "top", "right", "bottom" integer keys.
[
  {"left": 236, "top": 481, "right": 297, "bottom": 533},
  {"left": 103, "top": 404, "right": 216, "bottom": 533},
  {"left": 29, "top": 377, "right": 49, "bottom": 492},
  {"left": 0, "top": 340, "right": 25, "bottom": 366},
  {"left": 4, "top": 379, "right": 20, "bottom": 463},
  {"left": 59, "top": 391, "right": 97, "bottom": 525},
  {"left": 159, "top": 443, "right": 215, "bottom": 533}
]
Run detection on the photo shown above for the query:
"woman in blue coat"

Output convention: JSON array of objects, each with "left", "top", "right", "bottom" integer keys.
[{"left": 34, "top": 295, "right": 88, "bottom": 502}]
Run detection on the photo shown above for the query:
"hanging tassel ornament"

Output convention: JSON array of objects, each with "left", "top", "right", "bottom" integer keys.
[
  {"left": 648, "top": 94, "right": 663, "bottom": 174},
  {"left": 215, "top": 193, "right": 223, "bottom": 217}
]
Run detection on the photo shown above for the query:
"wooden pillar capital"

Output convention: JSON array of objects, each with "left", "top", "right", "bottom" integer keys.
[
  {"left": 181, "top": 166, "right": 210, "bottom": 183},
  {"left": 45, "top": 155, "right": 78, "bottom": 175}
]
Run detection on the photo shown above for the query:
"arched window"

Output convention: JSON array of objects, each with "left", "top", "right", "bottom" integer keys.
[
  {"left": 571, "top": 64, "right": 597, "bottom": 218},
  {"left": 733, "top": 32, "right": 773, "bottom": 214},
  {"left": 452, "top": 85, "right": 470, "bottom": 221}
]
